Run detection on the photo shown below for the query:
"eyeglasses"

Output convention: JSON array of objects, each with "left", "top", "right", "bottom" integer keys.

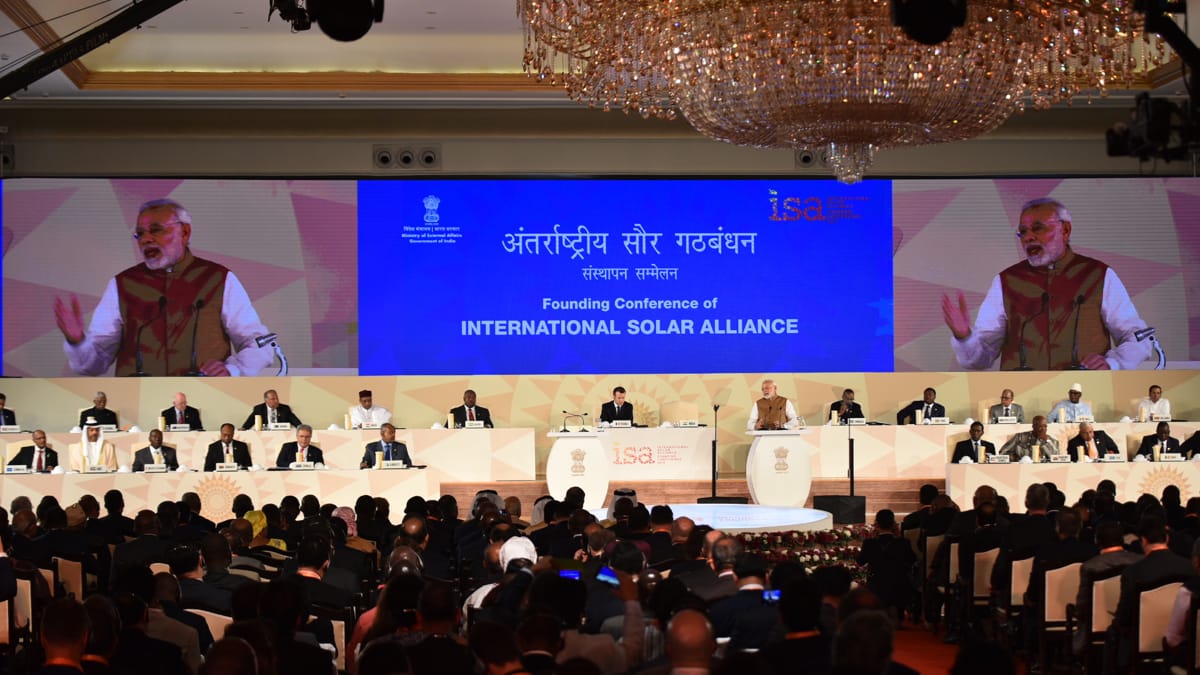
[
  {"left": 1014, "top": 219, "right": 1059, "bottom": 239},
  {"left": 132, "top": 220, "right": 184, "bottom": 241}
]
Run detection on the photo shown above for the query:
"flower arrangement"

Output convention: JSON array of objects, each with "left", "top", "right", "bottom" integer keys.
[{"left": 736, "top": 525, "right": 871, "bottom": 579}]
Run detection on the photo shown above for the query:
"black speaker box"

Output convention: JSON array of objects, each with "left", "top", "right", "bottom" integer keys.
[{"left": 813, "top": 495, "right": 867, "bottom": 524}]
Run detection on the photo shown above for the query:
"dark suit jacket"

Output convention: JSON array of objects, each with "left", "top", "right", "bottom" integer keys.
[
  {"left": 79, "top": 407, "right": 118, "bottom": 427},
  {"left": 203, "top": 440, "right": 252, "bottom": 471},
  {"left": 708, "top": 588, "right": 780, "bottom": 650},
  {"left": 450, "top": 405, "right": 493, "bottom": 428},
  {"left": 897, "top": 400, "right": 945, "bottom": 424},
  {"left": 599, "top": 400, "right": 634, "bottom": 423},
  {"left": 829, "top": 400, "right": 864, "bottom": 422},
  {"left": 1075, "top": 550, "right": 1141, "bottom": 622},
  {"left": 0, "top": 409, "right": 14, "bottom": 425},
  {"left": 132, "top": 445, "right": 179, "bottom": 472},
  {"left": 1181, "top": 431, "right": 1200, "bottom": 459},
  {"left": 10, "top": 445, "right": 58, "bottom": 471},
  {"left": 276, "top": 442, "right": 324, "bottom": 467},
  {"left": 1067, "top": 430, "right": 1120, "bottom": 461},
  {"left": 1136, "top": 434, "right": 1181, "bottom": 459},
  {"left": 294, "top": 574, "right": 354, "bottom": 609},
  {"left": 1027, "top": 537, "right": 1098, "bottom": 604},
  {"left": 361, "top": 440, "right": 411, "bottom": 467},
  {"left": 178, "top": 577, "right": 234, "bottom": 614},
  {"left": 951, "top": 439, "right": 996, "bottom": 463},
  {"left": 161, "top": 406, "right": 203, "bottom": 431},
  {"left": 1113, "top": 548, "right": 1195, "bottom": 630},
  {"left": 857, "top": 533, "right": 918, "bottom": 610},
  {"left": 111, "top": 535, "right": 171, "bottom": 582},
  {"left": 242, "top": 402, "right": 303, "bottom": 430}
]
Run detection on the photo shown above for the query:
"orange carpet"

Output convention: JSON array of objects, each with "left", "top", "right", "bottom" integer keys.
[{"left": 893, "top": 624, "right": 962, "bottom": 673}]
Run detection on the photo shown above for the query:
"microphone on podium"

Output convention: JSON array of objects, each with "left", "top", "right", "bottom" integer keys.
[
  {"left": 133, "top": 296, "right": 167, "bottom": 377},
  {"left": 1015, "top": 292, "right": 1049, "bottom": 371},
  {"left": 1067, "top": 293, "right": 1087, "bottom": 370},
  {"left": 186, "top": 299, "right": 205, "bottom": 376}
]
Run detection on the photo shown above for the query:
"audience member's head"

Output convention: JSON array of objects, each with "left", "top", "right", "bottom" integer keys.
[
  {"left": 82, "top": 595, "right": 120, "bottom": 660},
  {"left": 832, "top": 609, "right": 894, "bottom": 675},
  {"left": 665, "top": 609, "right": 715, "bottom": 670},
  {"left": 779, "top": 576, "right": 822, "bottom": 632},
  {"left": 41, "top": 597, "right": 91, "bottom": 663},
  {"left": 199, "top": 637, "right": 259, "bottom": 675}
]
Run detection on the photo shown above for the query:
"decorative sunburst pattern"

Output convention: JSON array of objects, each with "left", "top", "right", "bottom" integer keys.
[
  {"left": 195, "top": 474, "right": 244, "bottom": 523},
  {"left": 1139, "top": 467, "right": 1191, "bottom": 500}
]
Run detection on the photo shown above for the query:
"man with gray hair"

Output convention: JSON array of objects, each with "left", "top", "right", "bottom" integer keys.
[
  {"left": 78, "top": 391, "right": 118, "bottom": 428},
  {"left": 274, "top": 424, "right": 324, "bottom": 466},
  {"left": 942, "top": 197, "right": 1151, "bottom": 370},
  {"left": 54, "top": 198, "right": 273, "bottom": 376}
]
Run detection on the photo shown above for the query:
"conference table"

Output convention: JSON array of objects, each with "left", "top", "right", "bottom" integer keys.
[{"left": 0, "top": 428, "right": 535, "bottom": 522}]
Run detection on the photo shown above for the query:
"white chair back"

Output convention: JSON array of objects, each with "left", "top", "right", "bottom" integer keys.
[
  {"left": 973, "top": 549, "right": 1000, "bottom": 600},
  {"left": 149, "top": 562, "right": 171, "bottom": 575},
  {"left": 0, "top": 599, "right": 10, "bottom": 645},
  {"left": 190, "top": 609, "right": 233, "bottom": 641},
  {"left": 1091, "top": 575, "right": 1122, "bottom": 633},
  {"left": 924, "top": 534, "right": 944, "bottom": 580},
  {"left": 13, "top": 578, "right": 32, "bottom": 631},
  {"left": 1010, "top": 557, "right": 1034, "bottom": 607},
  {"left": 1043, "top": 562, "right": 1082, "bottom": 625},
  {"left": 902, "top": 528, "right": 920, "bottom": 558},
  {"left": 53, "top": 557, "right": 84, "bottom": 600},
  {"left": 948, "top": 542, "right": 960, "bottom": 584},
  {"left": 1137, "top": 582, "right": 1183, "bottom": 653}
]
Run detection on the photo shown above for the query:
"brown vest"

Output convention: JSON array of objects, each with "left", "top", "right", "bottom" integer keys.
[
  {"left": 755, "top": 396, "right": 790, "bottom": 430},
  {"left": 114, "top": 250, "right": 230, "bottom": 376},
  {"left": 997, "top": 248, "right": 1109, "bottom": 370}
]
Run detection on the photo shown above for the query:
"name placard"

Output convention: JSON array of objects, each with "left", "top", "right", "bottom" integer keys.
[
  {"left": 987, "top": 455, "right": 1010, "bottom": 464},
  {"left": 85, "top": 465, "right": 111, "bottom": 474},
  {"left": 168, "top": 424, "right": 191, "bottom": 432},
  {"left": 1152, "top": 414, "right": 1172, "bottom": 422},
  {"left": 929, "top": 417, "right": 950, "bottom": 425},
  {"left": 290, "top": 461, "right": 315, "bottom": 471},
  {"left": 1101, "top": 453, "right": 1125, "bottom": 463},
  {"left": 611, "top": 420, "right": 632, "bottom": 428},
  {"left": 995, "top": 416, "right": 1018, "bottom": 424},
  {"left": 143, "top": 463, "right": 168, "bottom": 473},
  {"left": 1077, "top": 415, "right": 1095, "bottom": 423},
  {"left": 215, "top": 462, "right": 240, "bottom": 472},
  {"left": 677, "top": 420, "right": 699, "bottom": 428},
  {"left": 4, "top": 465, "right": 30, "bottom": 474},
  {"left": 267, "top": 422, "right": 292, "bottom": 431},
  {"left": 361, "top": 423, "right": 382, "bottom": 430},
  {"left": 380, "top": 460, "right": 409, "bottom": 470},
  {"left": 99, "top": 424, "right": 118, "bottom": 433},
  {"left": 0, "top": 425, "right": 20, "bottom": 433},
  {"left": 847, "top": 418, "right": 867, "bottom": 426},
  {"left": 464, "top": 420, "right": 486, "bottom": 429},
  {"left": 1049, "top": 454, "right": 1072, "bottom": 463},
  {"left": 1160, "top": 453, "right": 1184, "bottom": 462}
]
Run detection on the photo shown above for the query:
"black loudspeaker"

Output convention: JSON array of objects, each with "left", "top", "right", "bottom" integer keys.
[{"left": 813, "top": 495, "right": 867, "bottom": 524}]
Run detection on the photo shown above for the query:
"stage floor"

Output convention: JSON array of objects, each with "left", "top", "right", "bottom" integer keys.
[{"left": 589, "top": 503, "right": 833, "bottom": 532}]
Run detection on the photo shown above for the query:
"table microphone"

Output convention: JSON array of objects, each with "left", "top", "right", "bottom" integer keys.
[
  {"left": 1067, "top": 293, "right": 1087, "bottom": 370},
  {"left": 1015, "top": 292, "right": 1049, "bottom": 370},
  {"left": 133, "top": 296, "right": 167, "bottom": 376}
]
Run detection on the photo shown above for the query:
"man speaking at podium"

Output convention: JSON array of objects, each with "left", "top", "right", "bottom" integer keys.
[
  {"left": 600, "top": 386, "right": 634, "bottom": 424},
  {"left": 747, "top": 379, "right": 798, "bottom": 431},
  {"left": 941, "top": 198, "right": 1151, "bottom": 371},
  {"left": 54, "top": 198, "right": 274, "bottom": 377}
]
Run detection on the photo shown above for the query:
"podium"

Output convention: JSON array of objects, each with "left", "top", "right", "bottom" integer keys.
[
  {"left": 545, "top": 432, "right": 609, "bottom": 509},
  {"left": 745, "top": 430, "right": 813, "bottom": 507}
]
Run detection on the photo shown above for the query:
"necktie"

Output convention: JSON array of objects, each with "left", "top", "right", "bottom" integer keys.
[
  {"left": 973, "top": 440, "right": 979, "bottom": 454},
  {"left": 299, "top": 448, "right": 305, "bottom": 462},
  {"left": 1004, "top": 407, "right": 1011, "bottom": 417},
  {"left": 153, "top": 448, "right": 161, "bottom": 463},
  {"left": 224, "top": 443, "right": 232, "bottom": 461},
  {"left": 269, "top": 408, "right": 277, "bottom": 424},
  {"left": 924, "top": 405, "right": 931, "bottom": 419},
  {"left": 383, "top": 443, "right": 391, "bottom": 460},
  {"left": 35, "top": 450, "right": 42, "bottom": 472},
  {"left": 1088, "top": 440, "right": 1097, "bottom": 459},
  {"left": 468, "top": 408, "right": 475, "bottom": 422}
]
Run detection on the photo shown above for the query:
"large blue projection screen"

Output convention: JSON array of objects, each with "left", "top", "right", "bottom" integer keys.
[{"left": 359, "top": 180, "right": 893, "bottom": 375}]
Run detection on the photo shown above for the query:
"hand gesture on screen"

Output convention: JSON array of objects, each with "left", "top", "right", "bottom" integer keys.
[
  {"left": 200, "top": 359, "right": 231, "bottom": 377},
  {"left": 1081, "top": 353, "right": 1110, "bottom": 370},
  {"left": 941, "top": 291, "right": 972, "bottom": 340},
  {"left": 54, "top": 295, "right": 86, "bottom": 345}
]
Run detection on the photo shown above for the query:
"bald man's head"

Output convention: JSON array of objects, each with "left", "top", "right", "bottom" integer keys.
[
  {"left": 666, "top": 609, "right": 715, "bottom": 668},
  {"left": 973, "top": 485, "right": 998, "bottom": 508}
]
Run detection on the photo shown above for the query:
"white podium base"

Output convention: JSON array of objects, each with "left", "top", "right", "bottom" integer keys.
[{"left": 589, "top": 503, "right": 832, "bottom": 533}]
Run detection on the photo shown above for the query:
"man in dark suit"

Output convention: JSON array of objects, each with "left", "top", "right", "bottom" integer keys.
[
  {"left": 450, "top": 389, "right": 494, "bottom": 428},
  {"left": 599, "top": 386, "right": 634, "bottom": 424},
  {"left": 79, "top": 391, "right": 118, "bottom": 428},
  {"left": 204, "top": 423, "right": 253, "bottom": 471},
  {"left": 855, "top": 509, "right": 917, "bottom": 618},
  {"left": 1136, "top": 421, "right": 1181, "bottom": 460},
  {"left": 360, "top": 423, "right": 411, "bottom": 468},
  {"left": 1026, "top": 507, "right": 1097, "bottom": 628},
  {"left": 161, "top": 392, "right": 202, "bottom": 430},
  {"left": 111, "top": 511, "right": 171, "bottom": 585},
  {"left": 10, "top": 429, "right": 58, "bottom": 472},
  {"left": 897, "top": 387, "right": 945, "bottom": 424},
  {"left": 1072, "top": 521, "right": 1140, "bottom": 655},
  {"left": 241, "top": 388, "right": 303, "bottom": 430},
  {"left": 1181, "top": 431, "right": 1200, "bottom": 459},
  {"left": 275, "top": 424, "right": 324, "bottom": 467},
  {"left": 708, "top": 553, "right": 779, "bottom": 651},
  {"left": 951, "top": 421, "right": 996, "bottom": 463},
  {"left": 991, "top": 484, "right": 1055, "bottom": 593},
  {"left": 829, "top": 388, "right": 865, "bottom": 424},
  {"left": 1107, "top": 513, "right": 1195, "bottom": 671},
  {"left": 0, "top": 393, "right": 16, "bottom": 426},
  {"left": 96, "top": 490, "right": 136, "bottom": 545},
  {"left": 291, "top": 534, "right": 353, "bottom": 608},
  {"left": 168, "top": 542, "right": 234, "bottom": 613},
  {"left": 1067, "top": 421, "right": 1120, "bottom": 461},
  {"left": 132, "top": 429, "right": 179, "bottom": 472}
]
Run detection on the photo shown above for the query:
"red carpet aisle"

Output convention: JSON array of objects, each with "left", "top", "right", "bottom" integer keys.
[{"left": 890, "top": 625, "right": 1027, "bottom": 675}]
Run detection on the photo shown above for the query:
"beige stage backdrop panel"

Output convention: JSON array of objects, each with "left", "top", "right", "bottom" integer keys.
[
  {"left": 0, "top": 370, "right": 1196, "bottom": 476},
  {"left": 947, "top": 462, "right": 1200, "bottom": 507}
]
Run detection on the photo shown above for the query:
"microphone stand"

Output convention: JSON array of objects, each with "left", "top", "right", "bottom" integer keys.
[
  {"left": 697, "top": 402, "right": 748, "bottom": 504},
  {"left": 1067, "top": 295, "right": 1086, "bottom": 370},
  {"left": 186, "top": 300, "right": 204, "bottom": 376}
]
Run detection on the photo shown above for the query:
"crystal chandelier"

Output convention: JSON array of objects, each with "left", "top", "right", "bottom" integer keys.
[{"left": 519, "top": 0, "right": 1169, "bottom": 182}]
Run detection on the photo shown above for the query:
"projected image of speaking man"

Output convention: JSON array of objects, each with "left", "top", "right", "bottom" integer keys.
[
  {"left": 53, "top": 198, "right": 273, "bottom": 376},
  {"left": 940, "top": 198, "right": 1151, "bottom": 370}
]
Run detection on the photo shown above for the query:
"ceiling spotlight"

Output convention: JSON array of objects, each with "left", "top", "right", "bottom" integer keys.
[
  {"left": 890, "top": 0, "right": 967, "bottom": 45},
  {"left": 269, "top": 0, "right": 383, "bottom": 41}
]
